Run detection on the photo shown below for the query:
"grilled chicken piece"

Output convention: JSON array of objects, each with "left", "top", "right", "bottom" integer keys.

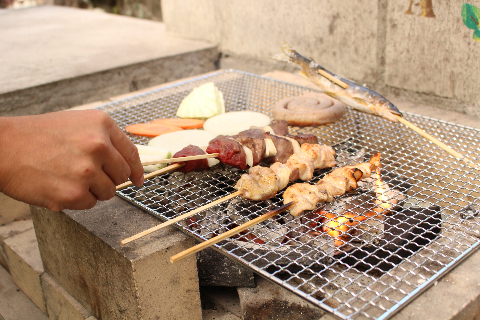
[
  {"left": 283, "top": 153, "right": 382, "bottom": 216},
  {"left": 345, "top": 153, "right": 380, "bottom": 179},
  {"left": 285, "top": 154, "right": 314, "bottom": 181},
  {"left": 270, "top": 162, "right": 292, "bottom": 190},
  {"left": 235, "top": 166, "right": 278, "bottom": 201},
  {"left": 316, "top": 167, "right": 361, "bottom": 202},
  {"left": 298, "top": 144, "right": 336, "bottom": 169},
  {"left": 283, "top": 183, "right": 328, "bottom": 216}
]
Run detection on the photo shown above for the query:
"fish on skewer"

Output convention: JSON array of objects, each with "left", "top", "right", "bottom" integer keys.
[{"left": 273, "top": 41, "right": 402, "bottom": 122}]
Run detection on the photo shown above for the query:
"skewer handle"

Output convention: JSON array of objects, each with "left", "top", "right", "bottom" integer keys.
[
  {"left": 120, "top": 191, "right": 242, "bottom": 245},
  {"left": 116, "top": 163, "right": 185, "bottom": 190},
  {"left": 141, "top": 153, "right": 220, "bottom": 166},
  {"left": 170, "top": 201, "right": 295, "bottom": 263},
  {"left": 396, "top": 115, "right": 478, "bottom": 169}
]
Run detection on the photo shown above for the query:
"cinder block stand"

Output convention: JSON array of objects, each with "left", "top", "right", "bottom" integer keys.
[{"left": 31, "top": 197, "right": 203, "bottom": 320}]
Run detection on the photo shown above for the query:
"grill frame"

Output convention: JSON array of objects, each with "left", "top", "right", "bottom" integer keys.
[{"left": 98, "top": 70, "right": 480, "bottom": 320}]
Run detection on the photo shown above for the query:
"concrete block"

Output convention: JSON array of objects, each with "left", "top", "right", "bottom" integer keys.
[
  {"left": 0, "top": 266, "right": 48, "bottom": 320},
  {"left": 237, "top": 275, "right": 325, "bottom": 320},
  {"left": 0, "top": 219, "right": 36, "bottom": 271},
  {"left": 385, "top": 1, "right": 480, "bottom": 115},
  {"left": 0, "top": 193, "right": 31, "bottom": 226},
  {"left": 201, "top": 286, "right": 242, "bottom": 319},
  {"left": 1, "top": 220, "right": 47, "bottom": 314},
  {"left": 0, "top": 6, "right": 218, "bottom": 116},
  {"left": 162, "top": 0, "right": 381, "bottom": 83},
  {"left": 197, "top": 248, "right": 255, "bottom": 287},
  {"left": 31, "top": 197, "right": 202, "bottom": 320},
  {"left": 42, "top": 272, "right": 94, "bottom": 320}
]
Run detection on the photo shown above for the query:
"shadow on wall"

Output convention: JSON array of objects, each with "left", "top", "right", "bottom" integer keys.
[{"left": 0, "top": 0, "right": 162, "bottom": 21}]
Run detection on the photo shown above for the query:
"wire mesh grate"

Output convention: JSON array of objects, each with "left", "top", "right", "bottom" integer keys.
[{"left": 98, "top": 70, "right": 480, "bottom": 320}]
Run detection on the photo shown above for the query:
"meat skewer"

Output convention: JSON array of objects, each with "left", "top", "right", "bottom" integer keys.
[
  {"left": 283, "top": 153, "right": 381, "bottom": 216},
  {"left": 120, "top": 143, "right": 336, "bottom": 244},
  {"left": 139, "top": 120, "right": 319, "bottom": 171},
  {"left": 169, "top": 153, "right": 383, "bottom": 260}
]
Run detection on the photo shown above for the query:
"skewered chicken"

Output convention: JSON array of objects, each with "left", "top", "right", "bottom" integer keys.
[
  {"left": 234, "top": 144, "right": 336, "bottom": 201},
  {"left": 283, "top": 153, "right": 381, "bottom": 216}
]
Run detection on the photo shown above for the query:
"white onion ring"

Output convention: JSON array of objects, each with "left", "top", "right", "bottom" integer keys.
[{"left": 272, "top": 92, "right": 346, "bottom": 126}]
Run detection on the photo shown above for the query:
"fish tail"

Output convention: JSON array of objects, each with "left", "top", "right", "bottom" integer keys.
[{"left": 273, "top": 40, "right": 311, "bottom": 69}]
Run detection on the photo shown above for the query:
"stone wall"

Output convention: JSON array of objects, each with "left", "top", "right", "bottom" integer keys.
[{"left": 161, "top": 0, "right": 480, "bottom": 118}]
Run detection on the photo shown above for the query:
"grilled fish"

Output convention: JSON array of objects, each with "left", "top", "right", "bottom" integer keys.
[{"left": 274, "top": 41, "right": 402, "bottom": 122}]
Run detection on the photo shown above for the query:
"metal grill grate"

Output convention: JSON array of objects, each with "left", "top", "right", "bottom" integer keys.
[{"left": 99, "top": 70, "right": 480, "bottom": 320}]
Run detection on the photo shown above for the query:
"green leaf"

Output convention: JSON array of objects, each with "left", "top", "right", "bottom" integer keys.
[
  {"left": 473, "top": 27, "right": 480, "bottom": 41},
  {"left": 462, "top": 3, "right": 480, "bottom": 30}
]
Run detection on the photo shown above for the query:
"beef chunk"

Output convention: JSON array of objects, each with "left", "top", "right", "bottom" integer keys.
[
  {"left": 263, "top": 133, "right": 294, "bottom": 164},
  {"left": 287, "top": 133, "right": 319, "bottom": 145},
  {"left": 173, "top": 145, "right": 209, "bottom": 173},
  {"left": 269, "top": 120, "right": 289, "bottom": 136},
  {"left": 206, "top": 135, "right": 247, "bottom": 170}
]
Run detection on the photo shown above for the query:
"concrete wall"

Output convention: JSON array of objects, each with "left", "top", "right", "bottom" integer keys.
[{"left": 161, "top": 0, "right": 480, "bottom": 118}]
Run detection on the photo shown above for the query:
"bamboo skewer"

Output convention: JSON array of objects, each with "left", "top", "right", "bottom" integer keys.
[
  {"left": 116, "top": 163, "right": 185, "bottom": 190},
  {"left": 394, "top": 115, "right": 478, "bottom": 169},
  {"left": 317, "top": 69, "right": 349, "bottom": 89},
  {"left": 169, "top": 201, "right": 296, "bottom": 263},
  {"left": 141, "top": 153, "right": 219, "bottom": 166},
  {"left": 120, "top": 191, "right": 242, "bottom": 245}
]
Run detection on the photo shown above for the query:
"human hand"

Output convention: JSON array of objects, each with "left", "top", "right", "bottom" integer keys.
[{"left": 0, "top": 109, "right": 144, "bottom": 211}]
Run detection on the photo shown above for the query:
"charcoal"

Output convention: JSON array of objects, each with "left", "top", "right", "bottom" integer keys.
[{"left": 336, "top": 205, "right": 442, "bottom": 271}]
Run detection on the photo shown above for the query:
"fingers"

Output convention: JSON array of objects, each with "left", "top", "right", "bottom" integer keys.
[
  {"left": 89, "top": 172, "right": 116, "bottom": 201},
  {"left": 108, "top": 120, "right": 144, "bottom": 187}
]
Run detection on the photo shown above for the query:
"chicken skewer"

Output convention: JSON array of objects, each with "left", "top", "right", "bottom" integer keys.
[
  {"left": 275, "top": 41, "right": 478, "bottom": 169},
  {"left": 283, "top": 153, "right": 381, "bottom": 216},
  {"left": 170, "top": 154, "right": 383, "bottom": 262},
  {"left": 120, "top": 143, "right": 336, "bottom": 244}
]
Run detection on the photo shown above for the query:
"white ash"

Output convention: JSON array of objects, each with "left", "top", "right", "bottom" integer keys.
[{"left": 335, "top": 148, "right": 367, "bottom": 166}]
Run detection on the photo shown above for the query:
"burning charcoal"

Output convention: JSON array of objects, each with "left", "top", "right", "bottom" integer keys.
[
  {"left": 460, "top": 204, "right": 480, "bottom": 220},
  {"left": 336, "top": 206, "right": 442, "bottom": 271}
]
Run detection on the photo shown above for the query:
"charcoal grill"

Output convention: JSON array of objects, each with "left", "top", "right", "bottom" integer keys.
[{"left": 99, "top": 70, "right": 480, "bottom": 320}]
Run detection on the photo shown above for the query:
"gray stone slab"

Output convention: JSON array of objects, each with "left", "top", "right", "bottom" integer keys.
[
  {"left": 1, "top": 223, "right": 46, "bottom": 314},
  {"left": 42, "top": 273, "right": 94, "bottom": 320},
  {"left": 0, "top": 193, "right": 31, "bottom": 226},
  {"left": 31, "top": 196, "right": 203, "bottom": 320},
  {"left": 0, "top": 6, "right": 218, "bottom": 115},
  {"left": 0, "top": 265, "right": 48, "bottom": 320}
]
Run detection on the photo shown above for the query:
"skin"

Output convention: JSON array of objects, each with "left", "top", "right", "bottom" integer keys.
[{"left": 0, "top": 109, "right": 144, "bottom": 212}]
